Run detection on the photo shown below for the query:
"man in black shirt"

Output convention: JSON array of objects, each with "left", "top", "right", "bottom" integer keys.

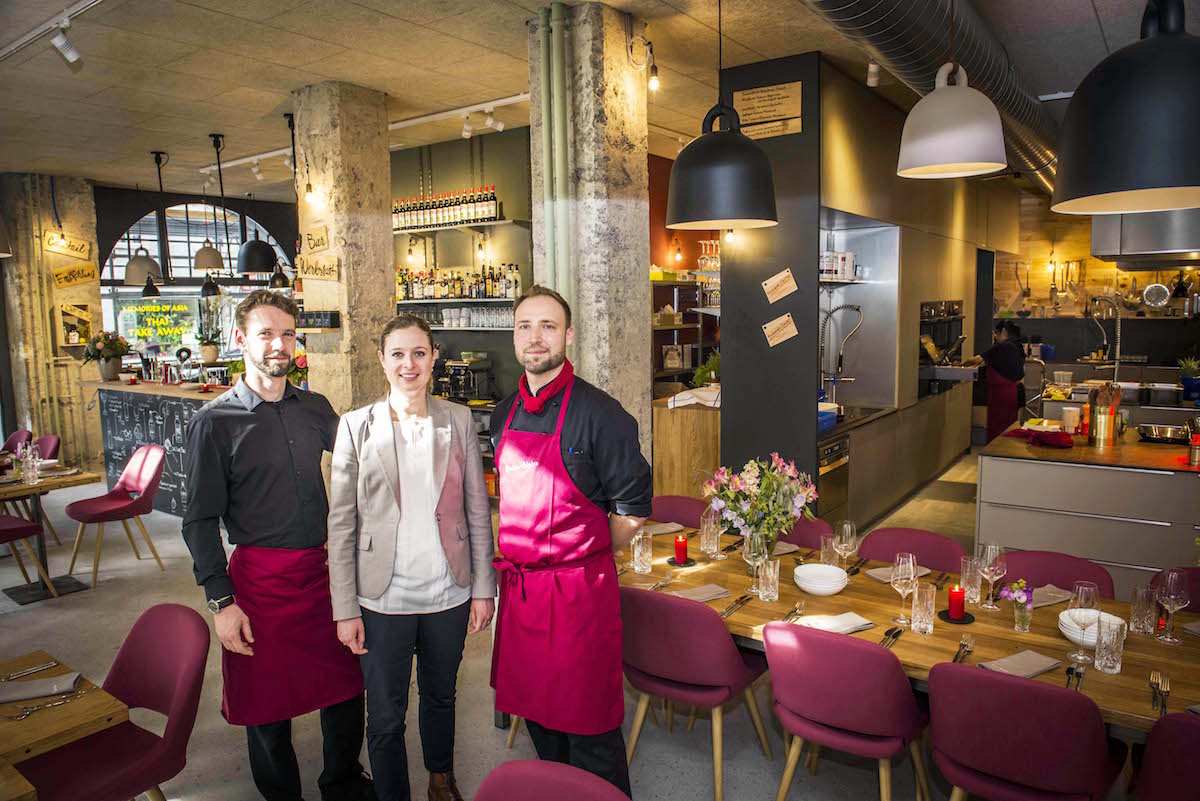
[{"left": 182, "top": 291, "right": 373, "bottom": 801}]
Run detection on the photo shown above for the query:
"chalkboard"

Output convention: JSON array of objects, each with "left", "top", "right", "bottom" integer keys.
[{"left": 98, "top": 389, "right": 208, "bottom": 517}]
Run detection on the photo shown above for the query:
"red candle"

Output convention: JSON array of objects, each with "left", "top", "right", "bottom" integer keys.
[
  {"left": 674, "top": 534, "right": 688, "bottom": 564},
  {"left": 948, "top": 585, "right": 965, "bottom": 620}
]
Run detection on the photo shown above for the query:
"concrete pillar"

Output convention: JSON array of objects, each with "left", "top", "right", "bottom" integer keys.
[
  {"left": 528, "top": 2, "right": 652, "bottom": 455},
  {"left": 292, "top": 81, "right": 392, "bottom": 413},
  {"left": 0, "top": 174, "right": 102, "bottom": 468}
]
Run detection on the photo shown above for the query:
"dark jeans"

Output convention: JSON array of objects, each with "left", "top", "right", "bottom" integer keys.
[
  {"left": 524, "top": 718, "right": 633, "bottom": 798},
  {"left": 246, "top": 693, "right": 365, "bottom": 801},
  {"left": 360, "top": 601, "right": 471, "bottom": 801}
]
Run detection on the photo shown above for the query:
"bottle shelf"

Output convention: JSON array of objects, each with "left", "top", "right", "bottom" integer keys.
[
  {"left": 687, "top": 307, "right": 721, "bottom": 317},
  {"left": 429, "top": 326, "right": 510, "bottom": 332},
  {"left": 393, "top": 219, "right": 530, "bottom": 237},
  {"left": 397, "top": 297, "right": 514, "bottom": 305}
]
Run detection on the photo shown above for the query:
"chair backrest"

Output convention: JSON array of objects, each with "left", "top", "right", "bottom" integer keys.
[
  {"left": 929, "top": 662, "right": 1111, "bottom": 796},
  {"left": 651, "top": 495, "right": 706, "bottom": 528},
  {"left": 860, "top": 528, "right": 967, "bottom": 574},
  {"left": 1003, "top": 550, "right": 1115, "bottom": 598},
  {"left": 779, "top": 515, "right": 833, "bottom": 549},
  {"left": 475, "top": 760, "right": 629, "bottom": 801},
  {"left": 2, "top": 430, "right": 32, "bottom": 452},
  {"left": 763, "top": 621, "right": 921, "bottom": 739},
  {"left": 1149, "top": 566, "right": 1200, "bottom": 613},
  {"left": 620, "top": 586, "right": 750, "bottom": 690},
  {"left": 34, "top": 435, "right": 60, "bottom": 459},
  {"left": 1136, "top": 713, "right": 1200, "bottom": 801},
  {"left": 103, "top": 604, "right": 210, "bottom": 761},
  {"left": 113, "top": 444, "right": 166, "bottom": 512}
]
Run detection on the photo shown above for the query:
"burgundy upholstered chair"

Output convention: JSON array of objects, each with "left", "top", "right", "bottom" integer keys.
[
  {"left": 0, "top": 514, "right": 57, "bottom": 597},
  {"left": 65, "top": 444, "right": 166, "bottom": 588},
  {"left": 860, "top": 528, "right": 967, "bottom": 575},
  {"left": 1003, "top": 550, "right": 1115, "bottom": 599},
  {"left": 929, "top": 662, "right": 1126, "bottom": 801},
  {"left": 1150, "top": 566, "right": 1200, "bottom": 613},
  {"left": 763, "top": 621, "right": 930, "bottom": 801},
  {"left": 621, "top": 586, "right": 771, "bottom": 801},
  {"left": 34, "top": 434, "right": 60, "bottom": 459},
  {"left": 651, "top": 495, "right": 706, "bottom": 528},
  {"left": 1133, "top": 713, "right": 1200, "bottom": 801},
  {"left": 475, "top": 760, "right": 630, "bottom": 801},
  {"left": 17, "top": 604, "right": 210, "bottom": 801},
  {"left": 2, "top": 429, "right": 32, "bottom": 453},
  {"left": 779, "top": 515, "right": 833, "bottom": 550}
]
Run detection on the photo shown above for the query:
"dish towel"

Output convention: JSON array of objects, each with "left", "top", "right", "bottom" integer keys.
[
  {"left": 772, "top": 541, "right": 800, "bottom": 556},
  {"left": 0, "top": 671, "right": 81, "bottom": 704},
  {"left": 1031, "top": 584, "right": 1074, "bottom": 609},
  {"left": 865, "top": 565, "right": 932, "bottom": 583},
  {"left": 1184, "top": 620, "right": 1200, "bottom": 638},
  {"left": 980, "top": 651, "right": 1062, "bottom": 678},
  {"left": 643, "top": 522, "right": 685, "bottom": 536},
  {"left": 1003, "top": 429, "right": 1074, "bottom": 448},
  {"left": 670, "top": 584, "right": 731, "bottom": 603},
  {"left": 794, "top": 612, "right": 874, "bottom": 635}
]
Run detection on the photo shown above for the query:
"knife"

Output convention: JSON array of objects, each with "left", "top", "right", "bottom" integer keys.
[
  {"left": 950, "top": 642, "right": 966, "bottom": 663},
  {"left": 884, "top": 629, "right": 904, "bottom": 649},
  {"left": 721, "top": 541, "right": 742, "bottom": 553},
  {"left": 933, "top": 572, "right": 948, "bottom": 590},
  {"left": 1073, "top": 664, "right": 1086, "bottom": 691},
  {"left": 847, "top": 557, "right": 867, "bottom": 576},
  {"left": 719, "top": 594, "right": 751, "bottom": 618}
]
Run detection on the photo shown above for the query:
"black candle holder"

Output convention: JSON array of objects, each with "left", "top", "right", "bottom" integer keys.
[
  {"left": 938, "top": 610, "right": 975, "bottom": 625},
  {"left": 666, "top": 557, "right": 696, "bottom": 567}
]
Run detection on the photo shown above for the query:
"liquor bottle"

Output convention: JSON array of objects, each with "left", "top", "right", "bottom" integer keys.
[
  {"left": 484, "top": 265, "right": 492, "bottom": 298},
  {"left": 391, "top": 200, "right": 398, "bottom": 230},
  {"left": 397, "top": 198, "right": 405, "bottom": 229},
  {"left": 453, "top": 190, "right": 461, "bottom": 224},
  {"left": 416, "top": 195, "right": 425, "bottom": 228},
  {"left": 453, "top": 272, "right": 462, "bottom": 298},
  {"left": 487, "top": 185, "right": 496, "bottom": 220},
  {"left": 464, "top": 187, "right": 474, "bottom": 222},
  {"left": 512, "top": 265, "right": 521, "bottom": 298},
  {"left": 404, "top": 197, "right": 413, "bottom": 229},
  {"left": 441, "top": 192, "right": 449, "bottom": 226}
]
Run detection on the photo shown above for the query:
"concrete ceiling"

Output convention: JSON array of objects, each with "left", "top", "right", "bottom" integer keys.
[{"left": 0, "top": 0, "right": 1192, "bottom": 202}]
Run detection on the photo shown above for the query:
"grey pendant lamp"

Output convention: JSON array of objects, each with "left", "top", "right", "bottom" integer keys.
[
  {"left": 1052, "top": 0, "right": 1200, "bottom": 214},
  {"left": 666, "top": 0, "right": 777, "bottom": 230},
  {"left": 124, "top": 153, "right": 165, "bottom": 287}
]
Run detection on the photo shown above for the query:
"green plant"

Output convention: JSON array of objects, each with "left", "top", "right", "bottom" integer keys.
[
  {"left": 692, "top": 350, "right": 720, "bottom": 387},
  {"left": 82, "top": 331, "right": 131, "bottom": 364},
  {"left": 1180, "top": 356, "right": 1200, "bottom": 378},
  {"left": 196, "top": 296, "right": 227, "bottom": 347}
]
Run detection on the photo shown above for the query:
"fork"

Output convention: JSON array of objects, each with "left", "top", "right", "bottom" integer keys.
[
  {"left": 1159, "top": 676, "right": 1171, "bottom": 716},
  {"left": 647, "top": 570, "right": 675, "bottom": 591},
  {"left": 951, "top": 634, "right": 969, "bottom": 663},
  {"left": 2, "top": 689, "right": 90, "bottom": 721},
  {"left": 1150, "top": 670, "right": 1162, "bottom": 710},
  {"left": 958, "top": 634, "right": 975, "bottom": 663},
  {"left": 782, "top": 601, "right": 806, "bottom": 622}
]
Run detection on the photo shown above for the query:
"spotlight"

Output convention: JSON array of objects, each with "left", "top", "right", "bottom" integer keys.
[
  {"left": 251, "top": 161, "right": 263, "bottom": 181},
  {"left": 648, "top": 63, "right": 660, "bottom": 92},
  {"left": 484, "top": 111, "right": 505, "bottom": 132},
  {"left": 867, "top": 61, "right": 880, "bottom": 88},
  {"left": 50, "top": 18, "right": 80, "bottom": 64},
  {"left": 462, "top": 115, "right": 473, "bottom": 139}
]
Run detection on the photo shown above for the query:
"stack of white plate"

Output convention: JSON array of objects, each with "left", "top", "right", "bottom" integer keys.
[
  {"left": 793, "top": 564, "right": 848, "bottom": 596},
  {"left": 1057, "top": 609, "right": 1124, "bottom": 648}
]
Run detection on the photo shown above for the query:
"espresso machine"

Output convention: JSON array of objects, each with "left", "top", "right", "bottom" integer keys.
[{"left": 435, "top": 355, "right": 497, "bottom": 401}]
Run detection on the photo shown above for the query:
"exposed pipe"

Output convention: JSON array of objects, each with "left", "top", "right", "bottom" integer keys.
[
  {"left": 801, "top": 0, "right": 1059, "bottom": 194},
  {"left": 540, "top": 8, "right": 556, "bottom": 289},
  {"left": 550, "top": 2, "right": 571, "bottom": 300}
]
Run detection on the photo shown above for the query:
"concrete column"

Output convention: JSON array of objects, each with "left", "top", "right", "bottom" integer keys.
[
  {"left": 1, "top": 174, "right": 102, "bottom": 468},
  {"left": 292, "top": 81, "right": 392, "bottom": 413},
  {"left": 528, "top": 3, "right": 652, "bottom": 455}
]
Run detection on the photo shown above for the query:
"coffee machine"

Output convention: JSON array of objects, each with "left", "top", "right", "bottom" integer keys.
[{"left": 435, "top": 355, "right": 497, "bottom": 401}]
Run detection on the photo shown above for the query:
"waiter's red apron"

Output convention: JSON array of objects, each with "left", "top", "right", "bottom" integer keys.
[
  {"left": 222, "top": 545, "right": 363, "bottom": 727},
  {"left": 986, "top": 367, "right": 1021, "bottom": 443},
  {"left": 489, "top": 378, "right": 624, "bottom": 735}
]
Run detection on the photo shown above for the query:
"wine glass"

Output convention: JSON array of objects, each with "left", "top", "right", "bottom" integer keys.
[
  {"left": 979, "top": 544, "right": 1007, "bottom": 612},
  {"left": 890, "top": 552, "right": 918, "bottom": 627},
  {"left": 1067, "top": 580, "right": 1099, "bottom": 663},
  {"left": 832, "top": 520, "right": 858, "bottom": 575},
  {"left": 740, "top": 530, "right": 767, "bottom": 593},
  {"left": 1156, "top": 569, "right": 1191, "bottom": 645},
  {"left": 701, "top": 506, "right": 726, "bottom": 561}
]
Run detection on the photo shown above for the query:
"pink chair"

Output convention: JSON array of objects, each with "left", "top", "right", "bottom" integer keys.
[
  {"left": 763, "top": 622, "right": 930, "bottom": 801},
  {"left": 621, "top": 587, "right": 771, "bottom": 801},
  {"left": 1150, "top": 567, "right": 1200, "bottom": 612},
  {"left": 860, "top": 528, "right": 967, "bottom": 575},
  {"left": 0, "top": 514, "right": 57, "bottom": 597},
  {"left": 1133, "top": 713, "right": 1200, "bottom": 801},
  {"left": 1003, "top": 550, "right": 1115, "bottom": 599},
  {"left": 651, "top": 495, "right": 706, "bottom": 528},
  {"left": 17, "top": 604, "right": 210, "bottom": 801},
  {"left": 2, "top": 429, "right": 32, "bottom": 453},
  {"left": 475, "top": 760, "right": 629, "bottom": 801},
  {"left": 65, "top": 444, "right": 166, "bottom": 588},
  {"left": 34, "top": 434, "right": 60, "bottom": 459},
  {"left": 929, "top": 662, "right": 1126, "bottom": 801},
  {"left": 779, "top": 516, "right": 832, "bottom": 550}
]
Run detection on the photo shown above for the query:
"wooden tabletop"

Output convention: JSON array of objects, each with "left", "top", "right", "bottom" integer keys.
[
  {"left": 620, "top": 527, "right": 1199, "bottom": 737},
  {"left": 0, "top": 472, "right": 102, "bottom": 503},
  {"left": 83, "top": 379, "right": 226, "bottom": 402},
  {"left": 980, "top": 424, "right": 1200, "bottom": 473}
]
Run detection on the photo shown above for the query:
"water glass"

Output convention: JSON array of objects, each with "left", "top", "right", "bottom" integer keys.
[
  {"left": 632, "top": 529, "right": 653, "bottom": 574},
  {"left": 820, "top": 534, "right": 837, "bottom": 565},
  {"left": 1094, "top": 616, "right": 1127, "bottom": 674},
  {"left": 911, "top": 583, "right": 936, "bottom": 635},
  {"left": 960, "top": 556, "right": 982, "bottom": 605},
  {"left": 741, "top": 530, "right": 767, "bottom": 593},
  {"left": 759, "top": 558, "right": 781, "bottom": 602},
  {"left": 1130, "top": 585, "right": 1157, "bottom": 635},
  {"left": 700, "top": 507, "right": 726, "bottom": 561}
]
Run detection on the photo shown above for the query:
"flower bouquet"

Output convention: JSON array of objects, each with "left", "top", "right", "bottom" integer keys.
[
  {"left": 1000, "top": 578, "right": 1034, "bottom": 632},
  {"left": 701, "top": 453, "right": 819, "bottom": 555},
  {"left": 83, "top": 331, "right": 131, "bottom": 380},
  {"left": 288, "top": 350, "right": 308, "bottom": 389}
]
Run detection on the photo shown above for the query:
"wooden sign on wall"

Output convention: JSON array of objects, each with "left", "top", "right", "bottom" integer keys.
[
  {"left": 303, "top": 225, "right": 329, "bottom": 254},
  {"left": 43, "top": 230, "right": 91, "bottom": 260},
  {"left": 296, "top": 254, "right": 339, "bottom": 281},
  {"left": 51, "top": 261, "right": 99, "bottom": 288}
]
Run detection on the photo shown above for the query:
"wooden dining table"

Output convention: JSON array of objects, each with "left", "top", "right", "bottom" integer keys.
[
  {"left": 0, "top": 470, "right": 102, "bottom": 605},
  {"left": 0, "top": 650, "right": 129, "bottom": 801},
  {"left": 619, "top": 525, "right": 1200, "bottom": 743}
]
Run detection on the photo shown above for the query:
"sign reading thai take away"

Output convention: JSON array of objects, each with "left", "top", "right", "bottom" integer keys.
[
  {"left": 762, "top": 312, "right": 799, "bottom": 348},
  {"left": 43, "top": 230, "right": 91, "bottom": 260},
  {"left": 303, "top": 225, "right": 329, "bottom": 254},
  {"left": 761, "top": 268, "right": 798, "bottom": 304},
  {"left": 296, "top": 254, "right": 339, "bottom": 281},
  {"left": 51, "top": 261, "right": 99, "bottom": 289}
]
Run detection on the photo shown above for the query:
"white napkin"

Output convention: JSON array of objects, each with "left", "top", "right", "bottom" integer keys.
[
  {"left": 793, "top": 612, "right": 875, "bottom": 635},
  {"left": 1031, "top": 584, "right": 1074, "bottom": 609},
  {"left": 772, "top": 541, "right": 800, "bottom": 556},
  {"left": 643, "top": 522, "right": 684, "bottom": 536},
  {"left": 0, "top": 671, "right": 81, "bottom": 704},
  {"left": 670, "top": 584, "right": 731, "bottom": 603},
  {"left": 668, "top": 386, "right": 722, "bottom": 409},
  {"left": 980, "top": 651, "right": 1061, "bottom": 678},
  {"left": 865, "top": 565, "right": 932, "bottom": 583},
  {"left": 1184, "top": 620, "right": 1200, "bottom": 638}
]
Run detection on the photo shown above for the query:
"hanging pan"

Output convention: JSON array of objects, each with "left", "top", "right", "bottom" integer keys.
[{"left": 1143, "top": 270, "right": 1171, "bottom": 308}]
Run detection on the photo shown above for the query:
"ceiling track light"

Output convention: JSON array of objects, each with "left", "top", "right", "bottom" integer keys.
[
  {"left": 866, "top": 61, "right": 880, "bottom": 88},
  {"left": 483, "top": 109, "right": 505, "bottom": 132},
  {"left": 49, "top": 17, "right": 80, "bottom": 65},
  {"left": 462, "top": 115, "right": 473, "bottom": 139},
  {"left": 251, "top": 160, "right": 263, "bottom": 181}
]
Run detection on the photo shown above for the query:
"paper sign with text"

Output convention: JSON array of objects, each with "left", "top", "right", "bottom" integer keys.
[
  {"left": 51, "top": 261, "right": 99, "bottom": 288},
  {"left": 303, "top": 225, "right": 330, "bottom": 253},
  {"left": 743, "top": 118, "right": 801, "bottom": 141},
  {"left": 60, "top": 302, "right": 92, "bottom": 322},
  {"left": 762, "top": 312, "right": 799, "bottom": 348},
  {"left": 761, "top": 268, "right": 798, "bottom": 304},
  {"left": 734, "top": 81, "right": 802, "bottom": 126},
  {"left": 43, "top": 230, "right": 91, "bottom": 260},
  {"left": 296, "top": 254, "right": 339, "bottom": 281}
]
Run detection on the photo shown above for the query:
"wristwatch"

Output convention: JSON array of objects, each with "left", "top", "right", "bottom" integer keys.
[{"left": 207, "top": 595, "right": 235, "bottom": 614}]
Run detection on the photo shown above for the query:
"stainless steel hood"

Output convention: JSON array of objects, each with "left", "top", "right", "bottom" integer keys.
[{"left": 1092, "top": 208, "right": 1200, "bottom": 267}]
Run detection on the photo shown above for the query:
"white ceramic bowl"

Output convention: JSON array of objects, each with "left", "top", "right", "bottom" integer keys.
[
  {"left": 1057, "top": 609, "right": 1123, "bottom": 649},
  {"left": 36, "top": 459, "right": 58, "bottom": 469},
  {"left": 794, "top": 564, "right": 849, "bottom": 596}
]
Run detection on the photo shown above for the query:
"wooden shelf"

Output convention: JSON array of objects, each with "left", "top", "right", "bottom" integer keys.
[
  {"left": 393, "top": 218, "right": 530, "bottom": 236},
  {"left": 653, "top": 323, "right": 700, "bottom": 331},
  {"left": 429, "top": 326, "right": 508, "bottom": 332},
  {"left": 652, "top": 279, "right": 701, "bottom": 287},
  {"left": 397, "top": 297, "right": 512, "bottom": 305},
  {"left": 819, "top": 278, "right": 868, "bottom": 286},
  {"left": 688, "top": 307, "right": 721, "bottom": 317},
  {"left": 655, "top": 368, "right": 693, "bottom": 378},
  {"left": 297, "top": 327, "right": 340, "bottom": 334}
]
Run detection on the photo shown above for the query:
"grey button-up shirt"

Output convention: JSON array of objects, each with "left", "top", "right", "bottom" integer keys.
[{"left": 182, "top": 379, "right": 339, "bottom": 601}]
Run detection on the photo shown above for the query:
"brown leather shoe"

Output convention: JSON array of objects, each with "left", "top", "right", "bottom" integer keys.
[{"left": 428, "top": 771, "right": 464, "bottom": 801}]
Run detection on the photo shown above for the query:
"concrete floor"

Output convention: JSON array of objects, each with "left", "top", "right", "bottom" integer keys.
[{"left": 870, "top": 451, "right": 980, "bottom": 554}]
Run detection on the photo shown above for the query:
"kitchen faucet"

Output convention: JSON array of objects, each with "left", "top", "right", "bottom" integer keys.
[
  {"left": 820, "top": 304, "right": 863, "bottom": 406},
  {"left": 1090, "top": 296, "right": 1121, "bottom": 382}
]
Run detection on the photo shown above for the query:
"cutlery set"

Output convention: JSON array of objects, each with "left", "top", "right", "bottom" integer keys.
[
  {"left": 932, "top": 572, "right": 951, "bottom": 590},
  {"left": 720, "top": 594, "right": 752, "bottom": 619},
  {"left": 878, "top": 627, "right": 904, "bottom": 649},
  {"left": 646, "top": 570, "right": 675, "bottom": 592},
  {"left": 1, "top": 661, "right": 58, "bottom": 682},
  {"left": 780, "top": 601, "right": 806, "bottom": 623},
  {"left": 951, "top": 634, "right": 975, "bottom": 664},
  {"left": 792, "top": 549, "right": 818, "bottom": 566},
  {"left": 1065, "top": 664, "right": 1086, "bottom": 691},
  {"left": 846, "top": 557, "right": 867, "bottom": 577},
  {"left": 2, "top": 687, "right": 92, "bottom": 721},
  {"left": 1150, "top": 671, "right": 1171, "bottom": 716}
]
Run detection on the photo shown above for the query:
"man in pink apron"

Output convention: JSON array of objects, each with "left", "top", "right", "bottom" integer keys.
[
  {"left": 183, "top": 291, "right": 373, "bottom": 801},
  {"left": 489, "top": 286, "right": 652, "bottom": 797}
]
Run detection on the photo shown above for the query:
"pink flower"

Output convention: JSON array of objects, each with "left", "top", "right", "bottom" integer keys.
[{"left": 294, "top": 355, "right": 308, "bottom": 369}]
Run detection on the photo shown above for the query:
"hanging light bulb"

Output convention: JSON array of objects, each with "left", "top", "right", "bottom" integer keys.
[
  {"left": 304, "top": 182, "right": 314, "bottom": 204},
  {"left": 648, "top": 63, "right": 660, "bottom": 92},
  {"left": 674, "top": 240, "right": 683, "bottom": 262},
  {"left": 477, "top": 239, "right": 485, "bottom": 261},
  {"left": 724, "top": 229, "right": 735, "bottom": 244},
  {"left": 407, "top": 247, "right": 414, "bottom": 264}
]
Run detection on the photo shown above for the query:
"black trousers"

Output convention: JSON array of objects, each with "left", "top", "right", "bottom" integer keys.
[
  {"left": 245, "top": 693, "right": 365, "bottom": 801},
  {"left": 524, "top": 718, "right": 633, "bottom": 798},
  {"left": 359, "top": 601, "right": 471, "bottom": 801}
]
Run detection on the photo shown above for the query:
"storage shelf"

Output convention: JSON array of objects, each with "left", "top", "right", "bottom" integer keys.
[
  {"left": 397, "top": 297, "right": 513, "bottom": 305},
  {"left": 819, "top": 278, "right": 868, "bottom": 287},
  {"left": 920, "top": 315, "right": 965, "bottom": 323},
  {"left": 655, "top": 368, "right": 693, "bottom": 378},
  {"left": 429, "top": 326, "right": 509, "bottom": 332},
  {"left": 653, "top": 323, "right": 700, "bottom": 331},
  {"left": 652, "top": 279, "right": 701, "bottom": 287},
  {"left": 297, "top": 327, "right": 340, "bottom": 334},
  {"left": 393, "top": 218, "right": 529, "bottom": 236},
  {"left": 687, "top": 307, "right": 721, "bottom": 317}
]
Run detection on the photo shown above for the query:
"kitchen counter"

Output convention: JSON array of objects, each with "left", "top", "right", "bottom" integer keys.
[
  {"left": 651, "top": 396, "right": 720, "bottom": 497},
  {"left": 981, "top": 424, "right": 1200, "bottom": 473},
  {"left": 817, "top": 405, "right": 896, "bottom": 443},
  {"left": 82, "top": 379, "right": 228, "bottom": 401}
]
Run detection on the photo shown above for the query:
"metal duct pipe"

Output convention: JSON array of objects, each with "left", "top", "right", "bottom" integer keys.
[
  {"left": 539, "top": 8, "right": 556, "bottom": 288},
  {"left": 802, "top": 0, "right": 1059, "bottom": 194},
  {"left": 550, "top": 3, "right": 571, "bottom": 301}
]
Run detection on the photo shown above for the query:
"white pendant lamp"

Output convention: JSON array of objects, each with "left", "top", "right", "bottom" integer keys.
[
  {"left": 123, "top": 245, "right": 162, "bottom": 286},
  {"left": 897, "top": 62, "right": 1007, "bottom": 179},
  {"left": 194, "top": 237, "right": 223, "bottom": 271}
]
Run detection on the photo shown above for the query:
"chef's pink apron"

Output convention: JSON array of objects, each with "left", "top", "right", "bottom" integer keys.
[
  {"left": 222, "top": 545, "right": 363, "bottom": 727},
  {"left": 489, "top": 377, "right": 625, "bottom": 735},
  {"left": 986, "top": 368, "right": 1020, "bottom": 443}
]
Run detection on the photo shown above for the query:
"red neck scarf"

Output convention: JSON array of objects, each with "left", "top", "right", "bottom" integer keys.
[{"left": 518, "top": 359, "right": 574, "bottom": 414}]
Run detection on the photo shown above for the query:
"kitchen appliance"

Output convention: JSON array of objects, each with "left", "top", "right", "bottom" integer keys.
[
  {"left": 816, "top": 436, "right": 849, "bottom": 521},
  {"left": 435, "top": 357, "right": 495, "bottom": 401},
  {"left": 1137, "top": 423, "right": 1190, "bottom": 444},
  {"left": 1092, "top": 207, "right": 1200, "bottom": 266}
]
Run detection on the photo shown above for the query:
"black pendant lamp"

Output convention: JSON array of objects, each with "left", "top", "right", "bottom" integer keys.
[
  {"left": 665, "top": 0, "right": 776, "bottom": 230},
  {"left": 268, "top": 263, "right": 291, "bottom": 288},
  {"left": 200, "top": 272, "right": 220, "bottom": 297},
  {"left": 239, "top": 228, "right": 277, "bottom": 274},
  {"left": 1052, "top": 0, "right": 1200, "bottom": 215},
  {"left": 141, "top": 274, "right": 160, "bottom": 297}
]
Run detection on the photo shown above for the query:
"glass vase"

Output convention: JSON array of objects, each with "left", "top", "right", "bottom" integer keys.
[{"left": 1013, "top": 604, "right": 1032, "bottom": 633}]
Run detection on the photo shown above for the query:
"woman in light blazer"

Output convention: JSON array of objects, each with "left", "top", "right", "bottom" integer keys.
[{"left": 328, "top": 314, "right": 496, "bottom": 801}]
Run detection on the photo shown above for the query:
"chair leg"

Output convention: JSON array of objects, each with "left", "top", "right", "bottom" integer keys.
[
  {"left": 744, "top": 687, "right": 773, "bottom": 761},
  {"left": 144, "top": 786, "right": 167, "bottom": 801},
  {"left": 121, "top": 519, "right": 142, "bottom": 559},
  {"left": 19, "top": 539, "right": 57, "bottom": 597},
  {"left": 878, "top": 758, "right": 892, "bottom": 801},
  {"left": 505, "top": 716, "right": 522, "bottom": 749},
  {"left": 909, "top": 741, "right": 932, "bottom": 801},
  {"left": 806, "top": 743, "right": 821, "bottom": 774},
  {"left": 647, "top": 696, "right": 660, "bottom": 727},
  {"left": 686, "top": 705, "right": 698, "bottom": 733},
  {"left": 776, "top": 733, "right": 804, "bottom": 801},
  {"left": 41, "top": 513, "right": 61, "bottom": 546},
  {"left": 90, "top": 522, "right": 105, "bottom": 589},
  {"left": 133, "top": 516, "right": 164, "bottom": 571},
  {"left": 7, "top": 542, "right": 31, "bottom": 584},
  {"left": 626, "top": 693, "right": 651, "bottom": 764},
  {"left": 68, "top": 522, "right": 86, "bottom": 574},
  {"left": 19, "top": 498, "right": 34, "bottom": 520},
  {"left": 711, "top": 704, "right": 724, "bottom": 801},
  {"left": 665, "top": 698, "right": 673, "bottom": 733},
  {"left": 949, "top": 788, "right": 968, "bottom": 801}
]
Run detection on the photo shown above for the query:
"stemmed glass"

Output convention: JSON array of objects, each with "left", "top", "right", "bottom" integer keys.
[
  {"left": 1067, "top": 580, "right": 1099, "bottom": 663},
  {"left": 1156, "top": 569, "right": 1191, "bottom": 645},
  {"left": 832, "top": 520, "right": 858, "bottom": 582},
  {"left": 740, "top": 530, "right": 767, "bottom": 593},
  {"left": 701, "top": 506, "right": 726, "bottom": 561},
  {"left": 890, "top": 552, "right": 918, "bottom": 627},
  {"left": 979, "top": 544, "right": 1007, "bottom": 612}
]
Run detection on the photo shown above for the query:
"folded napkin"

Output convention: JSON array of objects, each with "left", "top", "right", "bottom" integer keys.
[
  {"left": 39, "top": 466, "right": 80, "bottom": 477},
  {"left": 643, "top": 522, "right": 684, "bottom": 536},
  {"left": 1031, "top": 584, "right": 1074, "bottom": 609},
  {"left": 979, "top": 651, "right": 1061, "bottom": 678},
  {"left": 1184, "top": 620, "right": 1200, "bottom": 638},
  {"left": 794, "top": 612, "right": 875, "bottom": 635},
  {"left": 1003, "top": 429, "right": 1074, "bottom": 448},
  {"left": 0, "top": 671, "right": 81, "bottom": 704},
  {"left": 670, "top": 584, "right": 731, "bottom": 603},
  {"left": 772, "top": 541, "right": 799, "bottom": 556},
  {"left": 865, "top": 565, "right": 932, "bottom": 583}
]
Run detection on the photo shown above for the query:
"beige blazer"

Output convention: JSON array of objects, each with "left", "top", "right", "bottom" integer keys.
[{"left": 327, "top": 395, "right": 496, "bottom": 621}]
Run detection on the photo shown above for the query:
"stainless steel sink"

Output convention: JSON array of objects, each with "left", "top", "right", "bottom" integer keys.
[{"left": 919, "top": 365, "right": 978, "bottom": 382}]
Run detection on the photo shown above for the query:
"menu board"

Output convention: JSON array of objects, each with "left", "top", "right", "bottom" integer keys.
[{"left": 733, "top": 80, "right": 803, "bottom": 140}]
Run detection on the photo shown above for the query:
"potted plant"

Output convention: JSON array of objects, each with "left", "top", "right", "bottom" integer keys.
[
  {"left": 999, "top": 578, "right": 1035, "bottom": 632},
  {"left": 226, "top": 357, "right": 244, "bottom": 386},
  {"left": 692, "top": 350, "right": 720, "bottom": 387},
  {"left": 196, "top": 296, "right": 227, "bottom": 365},
  {"left": 1180, "top": 356, "right": 1200, "bottom": 401},
  {"left": 83, "top": 331, "right": 131, "bottom": 380}
]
